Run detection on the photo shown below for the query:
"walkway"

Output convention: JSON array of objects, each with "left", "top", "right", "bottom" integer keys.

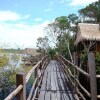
[{"left": 38, "top": 60, "right": 76, "bottom": 100}]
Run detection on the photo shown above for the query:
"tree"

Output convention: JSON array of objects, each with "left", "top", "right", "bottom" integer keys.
[
  {"left": 55, "top": 16, "right": 74, "bottom": 62},
  {"left": 56, "top": 32, "right": 74, "bottom": 58},
  {"left": 44, "top": 15, "right": 78, "bottom": 62},
  {"left": 68, "top": 14, "right": 79, "bottom": 33},
  {"left": 36, "top": 36, "right": 50, "bottom": 54},
  {"left": 44, "top": 22, "right": 60, "bottom": 46},
  {"left": 55, "top": 16, "right": 70, "bottom": 34},
  {"left": 79, "top": 0, "right": 100, "bottom": 23}
]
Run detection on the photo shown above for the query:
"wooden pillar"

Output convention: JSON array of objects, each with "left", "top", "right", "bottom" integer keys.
[
  {"left": 35, "top": 66, "right": 39, "bottom": 98},
  {"left": 16, "top": 73, "right": 26, "bottom": 100},
  {"left": 88, "top": 53, "right": 97, "bottom": 100}
]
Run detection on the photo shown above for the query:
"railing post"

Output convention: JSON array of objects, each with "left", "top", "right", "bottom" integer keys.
[
  {"left": 16, "top": 73, "right": 26, "bottom": 100},
  {"left": 88, "top": 53, "right": 97, "bottom": 100},
  {"left": 35, "top": 65, "right": 39, "bottom": 98}
]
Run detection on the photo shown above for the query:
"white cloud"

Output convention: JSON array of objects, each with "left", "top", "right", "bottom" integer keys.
[
  {"left": 43, "top": 8, "right": 52, "bottom": 12},
  {"left": 0, "top": 21, "right": 50, "bottom": 48},
  {"left": 0, "top": 11, "right": 21, "bottom": 21},
  {"left": 34, "top": 18, "right": 43, "bottom": 21},
  {"left": 70, "top": 0, "right": 98, "bottom": 6}
]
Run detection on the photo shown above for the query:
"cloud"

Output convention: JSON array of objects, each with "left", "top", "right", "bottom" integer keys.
[
  {"left": 70, "top": 0, "right": 98, "bottom": 6},
  {"left": 0, "top": 21, "right": 50, "bottom": 48},
  {"left": 34, "top": 18, "right": 43, "bottom": 21},
  {"left": 0, "top": 11, "right": 21, "bottom": 21},
  {"left": 43, "top": 8, "right": 52, "bottom": 12}
]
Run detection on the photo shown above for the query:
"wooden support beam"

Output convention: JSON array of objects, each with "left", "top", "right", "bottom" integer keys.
[
  {"left": 88, "top": 53, "right": 97, "bottom": 100},
  {"left": 16, "top": 73, "right": 26, "bottom": 100},
  {"left": 35, "top": 66, "right": 39, "bottom": 98}
]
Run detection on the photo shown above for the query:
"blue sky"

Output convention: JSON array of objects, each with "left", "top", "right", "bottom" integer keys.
[{"left": 0, "top": 0, "right": 98, "bottom": 49}]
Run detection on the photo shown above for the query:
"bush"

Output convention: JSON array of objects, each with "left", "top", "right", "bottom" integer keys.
[
  {"left": 0, "top": 54, "right": 9, "bottom": 67},
  {"left": 48, "top": 48, "right": 56, "bottom": 59},
  {"left": 11, "top": 53, "right": 19, "bottom": 62}
]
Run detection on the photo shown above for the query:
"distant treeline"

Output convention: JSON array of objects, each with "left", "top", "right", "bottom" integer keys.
[{"left": 0, "top": 48, "right": 22, "bottom": 53}]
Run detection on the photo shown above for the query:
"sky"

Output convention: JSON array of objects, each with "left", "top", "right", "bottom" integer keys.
[{"left": 0, "top": 0, "right": 98, "bottom": 49}]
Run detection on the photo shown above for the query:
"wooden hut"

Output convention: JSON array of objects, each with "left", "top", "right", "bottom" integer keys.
[{"left": 75, "top": 23, "right": 100, "bottom": 54}]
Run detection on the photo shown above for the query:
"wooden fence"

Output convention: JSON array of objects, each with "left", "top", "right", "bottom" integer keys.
[
  {"left": 57, "top": 52, "right": 100, "bottom": 100},
  {"left": 4, "top": 55, "right": 50, "bottom": 100}
]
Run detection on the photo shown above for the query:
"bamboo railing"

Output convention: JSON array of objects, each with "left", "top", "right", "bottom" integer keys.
[
  {"left": 57, "top": 52, "right": 99, "bottom": 100},
  {"left": 4, "top": 55, "right": 50, "bottom": 100}
]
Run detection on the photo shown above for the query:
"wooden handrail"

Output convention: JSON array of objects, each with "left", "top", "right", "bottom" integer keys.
[
  {"left": 32, "top": 87, "right": 38, "bottom": 100},
  {"left": 27, "top": 78, "right": 38, "bottom": 100},
  {"left": 57, "top": 53, "right": 99, "bottom": 100},
  {"left": 96, "top": 75, "right": 100, "bottom": 78},
  {"left": 60, "top": 58, "right": 91, "bottom": 98},
  {"left": 4, "top": 85, "right": 23, "bottom": 100},
  {"left": 97, "top": 95, "right": 100, "bottom": 99},
  {"left": 27, "top": 58, "right": 50, "bottom": 100},
  {"left": 26, "top": 55, "right": 48, "bottom": 83},
  {"left": 58, "top": 54, "right": 89, "bottom": 77},
  {"left": 4, "top": 55, "right": 49, "bottom": 100},
  {"left": 26, "top": 61, "right": 41, "bottom": 83}
]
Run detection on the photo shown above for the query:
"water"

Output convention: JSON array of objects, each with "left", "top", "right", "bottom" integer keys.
[
  {"left": 0, "top": 53, "right": 35, "bottom": 99},
  {"left": 0, "top": 53, "right": 31, "bottom": 100}
]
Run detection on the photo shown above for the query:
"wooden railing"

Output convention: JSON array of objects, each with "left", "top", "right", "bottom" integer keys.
[
  {"left": 4, "top": 55, "right": 50, "bottom": 100},
  {"left": 57, "top": 52, "right": 100, "bottom": 100}
]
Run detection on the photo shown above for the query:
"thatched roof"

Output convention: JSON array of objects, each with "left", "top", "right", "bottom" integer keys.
[{"left": 75, "top": 23, "right": 100, "bottom": 45}]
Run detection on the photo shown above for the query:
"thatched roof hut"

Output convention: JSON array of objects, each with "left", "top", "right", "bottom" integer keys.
[{"left": 75, "top": 23, "right": 100, "bottom": 45}]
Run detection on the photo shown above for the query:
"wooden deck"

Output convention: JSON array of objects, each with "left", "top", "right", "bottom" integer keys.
[{"left": 39, "top": 60, "right": 76, "bottom": 100}]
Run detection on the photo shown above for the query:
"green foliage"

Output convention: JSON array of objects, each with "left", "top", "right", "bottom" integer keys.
[
  {"left": 22, "top": 65, "right": 32, "bottom": 73},
  {"left": 96, "top": 52, "right": 100, "bottom": 74},
  {"left": 56, "top": 33, "right": 74, "bottom": 58},
  {"left": 0, "top": 64, "right": 32, "bottom": 99},
  {"left": 79, "top": 0, "right": 100, "bottom": 23},
  {"left": 48, "top": 48, "right": 56, "bottom": 59},
  {"left": 0, "top": 67, "right": 21, "bottom": 99},
  {"left": 68, "top": 13, "right": 79, "bottom": 33},
  {"left": 80, "top": 51, "right": 100, "bottom": 74},
  {"left": 11, "top": 53, "right": 20, "bottom": 62},
  {"left": 37, "top": 36, "right": 50, "bottom": 54},
  {"left": 55, "top": 16, "right": 70, "bottom": 31},
  {"left": 80, "top": 48, "right": 88, "bottom": 62},
  {"left": 0, "top": 54, "right": 9, "bottom": 67}
]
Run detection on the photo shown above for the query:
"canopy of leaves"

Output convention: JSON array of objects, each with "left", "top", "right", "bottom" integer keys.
[
  {"left": 37, "top": 36, "right": 50, "bottom": 54},
  {"left": 55, "top": 16, "right": 70, "bottom": 32},
  {"left": 79, "top": 0, "right": 100, "bottom": 23},
  {"left": 43, "top": 15, "right": 78, "bottom": 59},
  {"left": 56, "top": 33, "right": 74, "bottom": 58}
]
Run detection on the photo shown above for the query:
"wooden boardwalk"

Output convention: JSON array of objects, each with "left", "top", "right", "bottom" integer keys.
[
  {"left": 39, "top": 60, "right": 76, "bottom": 100},
  {"left": 5, "top": 54, "right": 99, "bottom": 100}
]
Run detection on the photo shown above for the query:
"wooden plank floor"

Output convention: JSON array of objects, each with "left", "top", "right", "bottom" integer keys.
[{"left": 38, "top": 60, "right": 76, "bottom": 100}]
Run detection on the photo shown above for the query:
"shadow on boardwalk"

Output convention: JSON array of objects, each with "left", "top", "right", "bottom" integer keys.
[{"left": 38, "top": 60, "right": 76, "bottom": 100}]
